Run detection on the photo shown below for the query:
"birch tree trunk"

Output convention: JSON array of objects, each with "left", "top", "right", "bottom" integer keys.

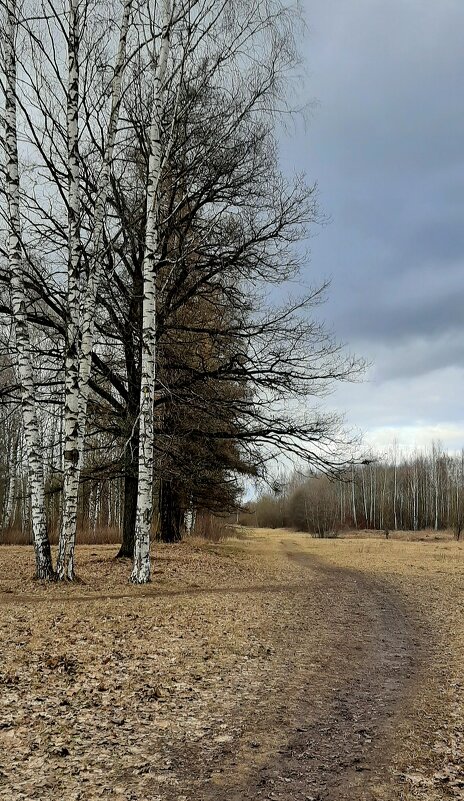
[
  {"left": 184, "top": 500, "right": 196, "bottom": 537},
  {"left": 361, "top": 465, "right": 368, "bottom": 526},
  {"left": 3, "top": 426, "right": 19, "bottom": 529},
  {"left": 3, "top": 0, "right": 54, "bottom": 579},
  {"left": 57, "top": 0, "right": 133, "bottom": 579},
  {"left": 351, "top": 465, "right": 357, "bottom": 528},
  {"left": 77, "top": 0, "right": 133, "bottom": 441},
  {"left": 131, "top": 0, "right": 172, "bottom": 584},
  {"left": 57, "top": 0, "right": 82, "bottom": 580}
]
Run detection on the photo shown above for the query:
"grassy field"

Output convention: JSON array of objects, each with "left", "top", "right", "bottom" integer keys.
[{"left": 0, "top": 529, "right": 462, "bottom": 800}]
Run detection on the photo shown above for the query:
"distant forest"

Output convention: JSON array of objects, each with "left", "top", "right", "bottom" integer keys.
[{"left": 245, "top": 444, "right": 464, "bottom": 538}]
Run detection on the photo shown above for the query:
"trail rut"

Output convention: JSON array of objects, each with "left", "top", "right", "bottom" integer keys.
[{"left": 182, "top": 541, "right": 422, "bottom": 801}]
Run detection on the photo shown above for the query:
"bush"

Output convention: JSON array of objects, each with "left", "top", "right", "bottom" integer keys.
[
  {"left": 191, "top": 513, "right": 231, "bottom": 542},
  {"left": 0, "top": 525, "right": 121, "bottom": 546}
]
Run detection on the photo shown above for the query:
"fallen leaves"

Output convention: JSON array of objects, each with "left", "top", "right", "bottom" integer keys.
[
  {"left": 0, "top": 540, "right": 312, "bottom": 799},
  {"left": 0, "top": 533, "right": 462, "bottom": 800}
]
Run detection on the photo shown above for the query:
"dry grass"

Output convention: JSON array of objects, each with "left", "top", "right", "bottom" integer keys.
[
  {"left": 0, "top": 525, "right": 121, "bottom": 546},
  {"left": 0, "top": 529, "right": 462, "bottom": 799},
  {"left": 0, "top": 537, "right": 325, "bottom": 800},
  {"left": 0, "top": 517, "right": 238, "bottom": 547},
  {"left": 187, "top": 514, "right": 234, "bottom": 542},
  {"left": 337, "top": 526, "right": 457, "bottom": 542}
]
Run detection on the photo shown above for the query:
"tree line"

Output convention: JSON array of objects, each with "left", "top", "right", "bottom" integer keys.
[
  {"left": 248, "top": 443, "right": 464, "bottom": 538},
  {"left": 0, "top": 0, "right": 361, "bottom": 582}
]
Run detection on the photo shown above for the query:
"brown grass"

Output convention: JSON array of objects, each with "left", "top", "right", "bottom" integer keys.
[
  {"left": 0, "top": 529, "right": 462, "bottom": 800},
  {"left": 0, "top": 516, "right": 239, "bottom": 547},
  {"left": 0, "top": 525, "right": 121, "bottom": 546},
  {"left": 337, "top": 526, "right": 457, "bottom": 542},
  {"left": 189, "top": 513, "right": 232, "bottom": 542}
]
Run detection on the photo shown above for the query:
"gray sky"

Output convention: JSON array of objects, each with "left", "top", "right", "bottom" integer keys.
[{"left": 281, "top": 0, "right": 464, "bottom": 455}]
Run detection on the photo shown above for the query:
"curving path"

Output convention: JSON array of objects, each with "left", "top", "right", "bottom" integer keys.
[{"left": 191, "top": 539, "right": 421, "bottom": 801}]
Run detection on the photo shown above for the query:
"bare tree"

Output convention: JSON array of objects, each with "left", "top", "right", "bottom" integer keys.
[
  {"left": 0, "top": 0, "right": 54, "bottom": 577},
  {"left": 131, "top": 0, "right": 173, "bottom": 583},
  {"left": 0, "top": 0, "right": 365, "bottom": 580},
  {"left": 58, "top": 0, "right": 135, "bottom": 580}
]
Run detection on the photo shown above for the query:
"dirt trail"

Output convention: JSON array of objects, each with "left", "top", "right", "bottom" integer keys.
[
  {"left": 166, "top": 536, "right": 423, "bottom": 801},
  {"left": 251, "top": 544, "right": 420, "bottom": 801}
]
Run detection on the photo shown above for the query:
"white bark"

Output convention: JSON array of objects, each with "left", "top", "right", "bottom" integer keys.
[
  {"left": 91, "top": 483, "right": 101, "bottom": 536},
  {"left": 3, "top": 0, "right": 54, "bottom": 578},
  {"left": 131, "top": 0, "right": 172, "bottom": 584},
  {"left": 57, "top": 0, "right": 134, "bottom": 579},
  {"left": 184, "top": 505, "right": 196, "bottom": 536},
  {"left": 3, "top": 426, "right": 19, "bottom": 529},
  {"left": 351, "top": 464, "right": 357, "bottom": 528},
  {"left": 57, "top": 0, "right": 82, "bottom": 580},
  {"left": 77, "top": 0, "right": 133, "bottom": 441},
  {"left": 393, "top": 442, "right": 398, "bottom": 530}
]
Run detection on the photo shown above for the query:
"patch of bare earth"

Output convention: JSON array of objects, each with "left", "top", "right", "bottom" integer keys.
[{"left": 0, "top": 530, "right": 462, "bottom": 800}]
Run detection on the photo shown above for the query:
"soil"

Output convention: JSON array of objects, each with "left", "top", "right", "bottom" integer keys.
[{"left": 0, "top": 529, "right": 462, "bottom": 801}]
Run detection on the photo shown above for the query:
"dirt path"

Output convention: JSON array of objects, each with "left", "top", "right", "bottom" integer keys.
[
  {"left": 177, "top": 538, "right": 422, "bottom": 801},
  {"left": 252, "top": 544, "right": 420, "bottom": 800}
]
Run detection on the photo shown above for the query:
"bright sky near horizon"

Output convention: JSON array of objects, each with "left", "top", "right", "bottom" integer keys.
[{"left": 280, "top": 0, "right": 464, "bottom": 457}]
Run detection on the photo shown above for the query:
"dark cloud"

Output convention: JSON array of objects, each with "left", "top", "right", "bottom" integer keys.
[
  {"left": 280, "top": 0, "right": 464, "bottom": 450},
  {"left": 329, "top": 259, "right": 464, "bottom": 344}
]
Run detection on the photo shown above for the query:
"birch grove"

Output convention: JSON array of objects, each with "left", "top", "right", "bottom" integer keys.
[
  {"left": 251, "top": 443, "right": 464, "bottom": 539},
  {"left": 0, "top": 0, "right": 365, "bottom": 580}
]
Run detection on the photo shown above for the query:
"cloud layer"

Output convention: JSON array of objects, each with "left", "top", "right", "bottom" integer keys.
[{"left": 283, "top": 0, "right": 464, "bottom": 453}]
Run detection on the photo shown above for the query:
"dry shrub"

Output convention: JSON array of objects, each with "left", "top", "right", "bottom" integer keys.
[
  {"left": 191, "top": 512, "right": 231, "bottom": 542},
  {"left": 78, "top": 526, "right": 120, "bottom": 545},
  {"left": 237, "top": 509, "right": 256, "bottom": 527},
  {"left": 0, "top": 527, "right": 32, "bottom": 546},
  {"left": 323, "top": 529, "right": 340, "bottom": 539},
  {"left": 0, "top": 525, "right": 120, "bottom": 546}
]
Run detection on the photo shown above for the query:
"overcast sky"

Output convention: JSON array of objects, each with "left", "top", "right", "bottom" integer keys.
[{"left": 280, "top": 0, "right": 464, "bottom": 455}]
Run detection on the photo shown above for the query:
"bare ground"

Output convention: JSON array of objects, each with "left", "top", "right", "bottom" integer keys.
[{"left": 0, "top": 529, "right": 462, "bottom": 801}]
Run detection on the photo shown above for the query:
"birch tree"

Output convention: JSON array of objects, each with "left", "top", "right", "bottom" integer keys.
[
  {"left": 0, "top": 406, "right": 20, "bottom": 530},
  {"left": 57, "top": 0, "right": 134, "bottom": 580},
  {"left": 56, "top": 0, "right": 82, "bottom": 579},
  {"left": 131, "top": 0, "right": 173, "bottom": 584},
  {"left": 0, "top": 0, "right": 54, "bottom": 578}
]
